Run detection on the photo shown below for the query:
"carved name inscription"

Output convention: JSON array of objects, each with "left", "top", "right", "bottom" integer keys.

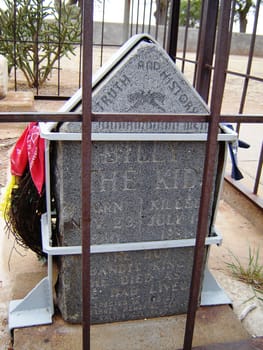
[
  {"left": 90, "top": 248, "right": 194, "bottom": 323},
  {"left": 90, "top": 141, "right": 205, "bottom": 244}
]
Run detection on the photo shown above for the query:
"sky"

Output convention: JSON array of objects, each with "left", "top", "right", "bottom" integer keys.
[
  {"left": 93, "top": 0, "right": 263, "bottom": 35},
  {"left": 0, "top": 0, "right": 262, "bottom": 35}
]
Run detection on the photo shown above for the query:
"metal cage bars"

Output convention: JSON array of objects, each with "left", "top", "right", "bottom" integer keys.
[
  {"left": 183, "top": 0, "right": 233, "bottom": 348},
  {"left": 0, "top": 1, "right": 263, "bottom": 350}
]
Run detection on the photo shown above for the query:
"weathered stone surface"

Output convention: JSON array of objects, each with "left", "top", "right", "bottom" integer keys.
[
  {"left": 93, "top": 42, "right": 208, "bottom": 114},
  {"left": 63, "top": 40, "right": 209, "bottom": 134},
  {"left": 54, "top": 38, "right": 219, "bottom": 324},
  {"left": 0, "top": 55, "right": 8, "bottom": 99},
  {"left": 55, "top": 141, "right": 206, "bottom": 246},
  {"left": 57, "top": 248, "right": 195, "bottom": 323}
]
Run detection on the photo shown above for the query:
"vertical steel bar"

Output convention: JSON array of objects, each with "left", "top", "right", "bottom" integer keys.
[
  {"left": 81, "top": 0, "right": 93, "bottom": 348},
  {"left": 225, "top": 0, "right": 236, "bottom": 61},
  {"left": 181, "top": 0, "right": 191, "bottom": 73},
  {"left": 183, "top": 1, "right": 232, "bottom": 349},
  {"left": 148, "top": 0, "right": 154, "bottom": 33},
  {"left": 162, "top": 0, "right": 170, "bottom": 49},
  {"left": 135, "top": 0, "right": 140, "bottom": 33},
  {"left": 166, "top": 0, "right": 180, "bottom": 61},
  {"left": 194, "top": 0, "right": 219, "bottom": 102},
  {"left": 253, "top": 142, "right": 263, "bottom": 195},
  {"left": 130, "top": 0, "right": 134, "bottom": 36},
  {"left": 78, "top": 17, "right": 83, "bottom": 89},
  {"left": 236, "top": 0, "right": 261, "bottom": 134},
  {"left": 57, "top": 0, "right": 62, "bottom": 96},
  {"left": 123, "top": 0, "right": 131, "bottom": 42},
  {"left": 35, "top": 0, "right": 40, "bottom": 96},
  {"left": 99, "top": 0, "right": 106, "bottom": 67},
  {"left": 154, "top": 0, "right": 160, "bottom": 40},
  {"left": 193, "top": 0, "right": 205, "bottom": 87},
  {"left": 142, "top": 0, "right": 147, "bottom": 32},
  {"left": 13, "top": 0, "right": 17, "bottom": 91}
]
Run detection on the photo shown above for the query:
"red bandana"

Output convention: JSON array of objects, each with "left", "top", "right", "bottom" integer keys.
[{"left": 10, "top": 122, "right": 45, "bottom": 195}]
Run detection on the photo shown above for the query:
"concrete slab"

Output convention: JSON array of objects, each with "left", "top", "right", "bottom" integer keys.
[
  {"left": 0, "top": 91, "right": 35, "bottom": 112},
  {"left": 192, "top": 337, "right": 263, "bottom": 350},
  {"left": 13, "top": 305, "right": 249, "bottom": 350}
]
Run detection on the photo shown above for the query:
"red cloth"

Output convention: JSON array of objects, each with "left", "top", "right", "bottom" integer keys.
[
  {"left": 10, "top": 125, "right": 29, "bottom": 177},
  {"left": 10, "top": 122, "right": 45, "bottom": 195}
]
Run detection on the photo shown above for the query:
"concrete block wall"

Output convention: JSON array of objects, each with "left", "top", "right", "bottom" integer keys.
[{"left": 93, "top": 22, "right": 263, "bottom": 57}]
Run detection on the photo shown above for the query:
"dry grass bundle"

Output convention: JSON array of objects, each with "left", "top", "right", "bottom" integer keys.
[{"left": 5, "top": 167, "right": 47, "bottom": 257}]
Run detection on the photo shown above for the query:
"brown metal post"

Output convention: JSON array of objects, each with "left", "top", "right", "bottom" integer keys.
[
  {"left": 194, "top": 0, "right": 219, "bottom": 102},
  {"left": 81, "top": 0, "right": 93, "bottom": 349},
  {"left": 236, "top": 0, "right": 261, "bottom": 134},
  {"left": 183, "top": 1, "right": 232, "bottom": 349},
  {"left": 167, "top": 0, "right": 180, "bottom": 61}
]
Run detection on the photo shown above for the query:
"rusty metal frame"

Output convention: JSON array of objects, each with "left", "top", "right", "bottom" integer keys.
[
  {"left": 194, "top": 0, "right": 219, "bottom": 102},
  {"left": 81, "top": 0, "right": 93, "bottom": 348},
  {"left": 0, "top": 0, "right": 263, "bottom": 350},
  {"left": 183, "top": 1, "right": 232, "bottom": 348},
  {"left": 237, "top": 0, "right": 261, "bottom": 122},
  {"left": 167, "top": 0, "right": 180, "bottom": 61},
  {"left": 0, "top": 111, "right": 262, "bottom": 124}
]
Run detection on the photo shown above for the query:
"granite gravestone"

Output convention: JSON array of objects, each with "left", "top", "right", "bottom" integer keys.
[{"left": 53, "top": 37, "right": 221, "bottom": 323}]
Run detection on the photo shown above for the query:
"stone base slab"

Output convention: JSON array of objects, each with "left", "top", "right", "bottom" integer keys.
[{"left": 0, "top": 91, "right": 35, "bottom": 112}]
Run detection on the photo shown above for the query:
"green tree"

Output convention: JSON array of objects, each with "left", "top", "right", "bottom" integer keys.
[
  {"left": 154, "top": 0, "right": 202, "bottom": 27},
  {"left": 156, "top": 0, "right": 257, "bottom": 33},
  {"left": 0, "top": 0, "right": 81, "bottom": 88},
  {"left": 235, "top": 0, "right": 254, "bottom": 33},
  {"left": 179, "top": 0, "right": 202, "bottom": 27}
]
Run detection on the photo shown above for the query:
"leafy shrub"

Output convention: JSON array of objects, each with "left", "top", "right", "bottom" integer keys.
[{"left": 0, "top": 0, "right": 81, "bottom": 88}]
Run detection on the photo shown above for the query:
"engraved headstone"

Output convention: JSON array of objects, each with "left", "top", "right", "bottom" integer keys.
[
  {"left": 53, "top": 36, "right": 221, "bottom": 323},
  {"left": 0, "top": 55, "right": 8, "bottom": 99}
]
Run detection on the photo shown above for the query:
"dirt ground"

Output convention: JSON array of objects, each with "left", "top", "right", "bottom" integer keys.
[{"left": 210, "top": 202, "right": 263, "bottom": 337}]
